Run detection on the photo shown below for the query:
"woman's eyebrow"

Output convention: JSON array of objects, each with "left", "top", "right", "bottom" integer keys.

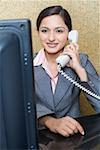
[
  {"left": 39, "top": 26, "right": 49, "bottom": 29},
  {"left": 40, "top": 26, "right": 67, "bottom": 30},
  {"left": 55, "top": 27, "right": 68, "bottom": 30}
]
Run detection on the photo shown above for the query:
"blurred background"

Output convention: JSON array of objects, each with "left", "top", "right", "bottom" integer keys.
[{"left": 0, "top": 0, "right": 99, "bottom": 114}]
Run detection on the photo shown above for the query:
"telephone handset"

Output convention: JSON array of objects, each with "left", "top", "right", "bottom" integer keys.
[
  {"left": 56, "top": 30, "right": 78, "bottom": 67},
  {"left": 56, "top": 30, "right": 100, "bottom": 100}
]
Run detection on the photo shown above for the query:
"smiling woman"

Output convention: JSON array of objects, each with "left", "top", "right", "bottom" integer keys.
[
  {"left": 33, "top": 5, "right": 100, "bottom": 138},
  {"left": 0, "top": 0, "right": 99, "bottom": 143},
  {"left": 38, "top": 15, "right": 68, "bottom": 55}
]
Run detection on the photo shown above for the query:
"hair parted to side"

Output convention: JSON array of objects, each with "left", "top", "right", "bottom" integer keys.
[{"left": 36, "top": 5, "right": 72, "bottom": 32}]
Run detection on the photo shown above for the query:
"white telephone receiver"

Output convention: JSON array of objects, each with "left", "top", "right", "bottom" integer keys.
[
  {"left": 56, "top": 30, "right": 78, "bottom": 67},
  {"left": 56, "top": 30, "right": 100, "bottom": 100}
]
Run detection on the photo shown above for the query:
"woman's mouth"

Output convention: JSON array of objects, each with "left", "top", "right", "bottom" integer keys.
[{"left": 47, "top": 43, "right": 58, "bottom": 48}]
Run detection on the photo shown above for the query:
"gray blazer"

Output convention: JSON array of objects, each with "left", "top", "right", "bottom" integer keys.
[{"left": 34, "top": 54, "right": 100, "bottom": 119}]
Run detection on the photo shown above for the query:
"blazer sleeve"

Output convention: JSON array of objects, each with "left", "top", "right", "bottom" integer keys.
[
  {"left": 36, "top": 101, "right": 55, "bottom": 119},
  {"left": 35, "top": 85, "right": 55, "bottom": 119},
  {"left": 80, "top": 53, "right": 100, "bottom": 112}
]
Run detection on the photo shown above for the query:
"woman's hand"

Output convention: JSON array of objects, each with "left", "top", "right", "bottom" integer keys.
[
  {"left": 62, "top": 43, "right": 80, "bottom": 70},
  {"left": 44, "top": 116, "right": 84, "bottom": 137},
  {"left": 61, "top": 43, "right": 88, "bottom": 81}
]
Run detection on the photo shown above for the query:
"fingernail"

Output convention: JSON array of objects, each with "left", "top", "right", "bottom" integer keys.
[{"left": 81, "top": 131, "right": 85, "bottom": 135}]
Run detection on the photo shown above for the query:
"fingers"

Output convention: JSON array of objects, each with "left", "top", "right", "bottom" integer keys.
[
  {"left": 55, "top": 116, "right": 85, "bottom": 137},
  {"left": 64, "top": 45, "right": 79, "bottom": 57},
  {"left": 64, "top": 43, "right": 79, "bottom": 52},
  {"left": 61, "top": 43, "right": 80, "bottom": 69},
  {"left": 65, "top": 116, "right": 85, "bottom": 136},
  {"left": 58, "top": 129, "right": 70, "bottom": 137},
  {"left": 62, "top": 43, "right": 79, "bottom": 61}
]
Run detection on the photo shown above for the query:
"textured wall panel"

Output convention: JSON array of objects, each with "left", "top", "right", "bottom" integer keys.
[{"left": 0, "top": 0, "right": 99, "bottom": 73}]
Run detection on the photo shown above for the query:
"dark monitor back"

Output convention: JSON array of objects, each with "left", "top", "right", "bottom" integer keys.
[{"left": 0, "top": 19, "right": 38, "bottom": 149}]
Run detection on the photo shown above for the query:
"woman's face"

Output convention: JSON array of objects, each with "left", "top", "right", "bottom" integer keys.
[{"left": 38, "top": 15, "right": 69, "bottom": 54}]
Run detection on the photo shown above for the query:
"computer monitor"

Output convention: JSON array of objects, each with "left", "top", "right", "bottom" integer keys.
[{"left": 0, "top": 19, "right": 38, "bottom": 149}]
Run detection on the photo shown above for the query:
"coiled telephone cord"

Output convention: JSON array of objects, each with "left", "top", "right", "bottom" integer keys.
[{"left": 57, "top": 64, "right": 100, "bottom": 100}]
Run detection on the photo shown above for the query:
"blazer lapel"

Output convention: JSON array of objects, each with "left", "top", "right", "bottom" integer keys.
[
  {"left": 34, "top": 66, "right": 55, "bottom": 109},
  {"left": 34, "top": 66, "right": 77, "bottom": 109},
  {"left": 54, "top": 68, "right": 77, "bottom": 106}
]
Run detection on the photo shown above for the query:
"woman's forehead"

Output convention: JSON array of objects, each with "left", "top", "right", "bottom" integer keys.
[{"left": 39, "top": 15, "right": 67, "bottom": 29}]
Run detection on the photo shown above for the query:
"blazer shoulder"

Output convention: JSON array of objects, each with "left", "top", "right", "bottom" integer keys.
[
  {"left": 80, "top": 53, "right": 88, "bottom": 67},
  {"left": 79, "top": 53, "right": 98, "bottom": 75}
]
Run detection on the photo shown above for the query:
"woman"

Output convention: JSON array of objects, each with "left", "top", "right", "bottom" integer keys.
[{"left": 34, "top": 5, "right": 100, "bottom": 137}]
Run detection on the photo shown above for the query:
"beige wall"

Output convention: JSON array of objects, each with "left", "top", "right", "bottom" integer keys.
[{"left": 0, "top": 0, "right": 100, "bottom": 73}]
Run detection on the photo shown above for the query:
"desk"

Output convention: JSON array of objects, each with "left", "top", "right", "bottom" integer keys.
[{"left": 38, "top": 113, "right": 100, "bottom": 150}]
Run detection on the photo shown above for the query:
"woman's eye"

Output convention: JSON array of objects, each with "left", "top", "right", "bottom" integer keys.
[
  {"left": 56, "top": 29, "right": 64, "bottom": 33},
  {"left": 41, "top": 29, "right": 48, "bottom": 33}
]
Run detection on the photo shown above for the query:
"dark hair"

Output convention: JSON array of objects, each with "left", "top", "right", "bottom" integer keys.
[{"left": 36, "top": 5, "right": 72, "bottom": 31}]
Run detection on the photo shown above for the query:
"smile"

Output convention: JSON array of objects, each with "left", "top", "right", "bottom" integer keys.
[{"left": 47, "top": 43, "right": 58, "bottom": 48}]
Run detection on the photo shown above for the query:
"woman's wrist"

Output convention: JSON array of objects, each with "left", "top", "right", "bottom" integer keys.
[
  {"left": 45, "top": 116, "right": 57, "bottom": 133},
  {"left": 75, "top": 65, "right": 88, "bottom": 81},
  {"left": 39, "top": 116, "right": 57, "bottom": 133}
]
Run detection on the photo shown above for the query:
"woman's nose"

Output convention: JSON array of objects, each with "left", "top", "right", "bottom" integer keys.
[{"left": 48, "top": 31, "right": 55, "bottom": 41}]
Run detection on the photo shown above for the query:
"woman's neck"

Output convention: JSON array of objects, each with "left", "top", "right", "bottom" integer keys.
[
  {"left": 44, "top": 50, "right": 61, "bottom": 77},
  {"left": 44, "top": 50, "right": 61, "bottom": 65}
]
